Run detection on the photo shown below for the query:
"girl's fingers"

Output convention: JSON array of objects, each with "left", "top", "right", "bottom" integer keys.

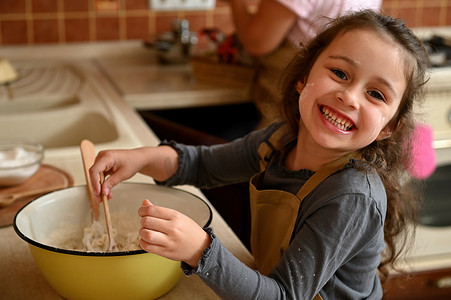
[
  {"left": 142, "top": 199, "right": 152, "bottom": 206},
  {"left": 139, "top": 201, "right": 173, "bottom": 247},
  {"left": 138, "top": 202, "right": 178, "bottom": 220},
  {"left": 138, "top": 202, "right": 210, "bottom": 265},
  {"left": 88, "top": 167, "right": 101, "bottom": 195},
  {"left": 138, "top": 199, "right": 153, "bottom": 217},
  {"left": 139, "top": 239, "right": 166, "bottom": 256},
  {"left": 139, "top": 228, "right": 167, "bottom": 246},
  {"left": 100, "top": 173, "right": 119, "bottom": 197},
  {"left": 140, "top": 215, "right": 171, "bottom": 233}
]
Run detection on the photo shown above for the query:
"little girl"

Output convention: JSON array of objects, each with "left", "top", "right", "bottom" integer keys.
[{"left": 89, "top": 10, "right": 430, "bottom": 299}]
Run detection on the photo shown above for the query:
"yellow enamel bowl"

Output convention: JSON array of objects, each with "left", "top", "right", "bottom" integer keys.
[{"left": 14, "top": 183, "right": 212, "bottom": 300}]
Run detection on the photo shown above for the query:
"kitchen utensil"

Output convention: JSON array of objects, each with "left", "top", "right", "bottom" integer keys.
[
  {"left": 99, "top": 172, "right": 117, "bottom": 251},
  {"left": 0, "top": 58, "right": 19, "bottom": 85},
  {"left": 406, "top": 123, "right": 436, "bottom": 179},
  {"left": 0, "top": 183, "right": 66, "bottom": 207},
  {"left": 14, "top": 183, "right": 212, "bottom": 300},
  {"left": 79, "top": 139, "right": 99, "bottom": 221},
  {"left": 0, "top": 58, "right": 19, "bottom": 99},
  {"left": 0, "top": 164, "right": 73, "bottom": 227},
  {"left": 143, "top": 19, "right": 193, "bottom": 65}
]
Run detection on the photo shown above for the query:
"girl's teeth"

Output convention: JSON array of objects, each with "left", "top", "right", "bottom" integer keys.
[{"left": 321, "top": 107, "right": 353, "bottom": 131}]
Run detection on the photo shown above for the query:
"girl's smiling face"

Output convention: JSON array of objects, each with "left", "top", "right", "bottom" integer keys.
[{"left": 297, "top": 29, "right": 407, "bottom": 156}]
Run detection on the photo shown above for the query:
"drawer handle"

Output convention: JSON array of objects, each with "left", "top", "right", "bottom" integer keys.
[{"left": 434, "top": 276, "right": 451, "bottom": 289}]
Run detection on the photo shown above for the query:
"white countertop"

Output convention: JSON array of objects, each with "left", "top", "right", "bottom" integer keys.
[{"left": 0, "top": 41, "right": 252, "bottom": 111}]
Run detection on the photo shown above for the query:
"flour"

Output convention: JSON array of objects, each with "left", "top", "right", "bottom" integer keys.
[
  {"left": 0, "top": 146, "right": 41, "bottom": 185},
  {"left": 45, "top": 212, "right": 141, "bottom": 252},
  {"left": 0, "top": 147, "right": 36, "bottom": 167}
]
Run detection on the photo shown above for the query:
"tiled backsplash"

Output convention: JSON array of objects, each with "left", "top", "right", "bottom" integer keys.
[{"left": 0, "top": 0, "right": 450, "bottom": 45}]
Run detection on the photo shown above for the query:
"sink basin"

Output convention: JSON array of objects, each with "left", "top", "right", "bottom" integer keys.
[
  {"left": 0, "top": 60, "right": 125, "bottom": 150},
  {"left": 419, "top": 164, "right": 451, "bottom": 227},
  {"left": 0, "top": 111, "right": 118, "bottom": 149},
  {"left": 0, "top": 96, "right": 79, "bottom": 114}
]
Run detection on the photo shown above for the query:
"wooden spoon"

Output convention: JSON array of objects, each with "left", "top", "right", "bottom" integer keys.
[
  {"left": 80, "top": 139, "right": 116, "bottom": 251},
  {"left": 100, "top": 172, "right": 117, "bottom": 251},
  {"left": 80, "top": 139, "right": 99, "bottom": 221},
  {"left": 0, "top": 183, "right": 67, "bottom": 207}
]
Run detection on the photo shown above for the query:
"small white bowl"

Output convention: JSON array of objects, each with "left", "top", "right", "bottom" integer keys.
[{"left": 0, "top": 140, "right": 44, "bottom": 186}]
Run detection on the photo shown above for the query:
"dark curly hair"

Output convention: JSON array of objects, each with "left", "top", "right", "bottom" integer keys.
[{"left": 279, "top": 10, "right": 430, "bottom": 280}]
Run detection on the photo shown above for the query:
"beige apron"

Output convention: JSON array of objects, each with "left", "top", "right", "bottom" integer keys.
[{"left": 249, "top": 125, "right": 357, "bottom": 299}]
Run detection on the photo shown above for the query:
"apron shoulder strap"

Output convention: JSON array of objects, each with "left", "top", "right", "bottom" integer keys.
[
  {"left": 257, "top": 123, "right": 292, "bottom": 172},
  {"left": 296, "top": 152, "right": 361, "bottom": 200}
]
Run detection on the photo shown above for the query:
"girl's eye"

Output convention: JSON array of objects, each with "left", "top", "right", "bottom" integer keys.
[
  {"left": 331, "top": 69, "right": 347, "bottom": 80},
  {"left": 367, "top": 90, "right": 385, "bottom": 102}
]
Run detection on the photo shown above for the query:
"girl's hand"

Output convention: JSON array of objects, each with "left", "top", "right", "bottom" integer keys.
[
  {"left": 89, "top": 146, "right": 179, "bottom": 200},
  {"left": 89, "top": 149, "right": 144, "bottom": 200},
  {"left": 138, "top": 199, "right": 211, "bottom": 267}
]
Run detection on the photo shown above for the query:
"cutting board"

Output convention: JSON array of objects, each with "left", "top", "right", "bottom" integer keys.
[{"left": 0, "top": 164, "right": 74, "bottom": 227}]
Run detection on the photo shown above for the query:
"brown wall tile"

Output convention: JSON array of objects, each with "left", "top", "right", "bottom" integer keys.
[
  {"left": 125, "top": 0, "right": 149, "bottom": 10},
  {"left": 155, "top": 14, "right": 179, "bottom": 35},
  {"left": 95, "top": 0, "right": 119, "bottom": 11},
  {"left": 422, "top": 6, "right": 442, "bottom": 27},
  {"left": 397, "top": 6, "right": 418, "bottom": 27},
  {"left": 126, "top": 16, "right": 150, "bottom": 40},
  {"left": 2, "top": 0, "right": 451, "bottom": 46},
  {"left": 215, "top": 0, "right": 230, "bottom": 8},
  {"left": 1, "top": 20, "right": 28, "bottom": 44},
  {"left": 185, "top": 14, "right": 207, "bottom": 32},
  {"left": 64, "top": 0, "right": 90, "bottom": 12},
  {"left": 34, "top": 19, "right": 59, "bottom": 43},
  {"left": 32, "top": 0, "right": 58, "bottom": 13},
  {"left": 65, "top": 18, "right": 90, "bottom": 42},
  {"left": 213, "top": 11, "right": 234, "bottom": 34},
  {"left": 96, "top": 16, "right": 120, "bottom": 40},
  {"left": 0, "top": 0, "right": 26, "bottom": 14},
  {"left": 381, "top": 6, "right": 395, "bottom": 18}
]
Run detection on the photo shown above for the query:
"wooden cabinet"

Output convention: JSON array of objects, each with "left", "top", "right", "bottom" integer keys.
[{"left": 383, "top": 267, "right": 451, "bottom": 300}]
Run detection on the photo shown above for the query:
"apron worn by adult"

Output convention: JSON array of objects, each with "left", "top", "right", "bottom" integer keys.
[
  {"left": 249, "top": 124, "right": 357, "bottom": 299},
  {"left": 252, "top": 40, "right": 298, "bottom": 127}
]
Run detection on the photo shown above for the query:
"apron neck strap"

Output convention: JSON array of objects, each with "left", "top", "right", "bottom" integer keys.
[{"left": 296, "top": 152, "right": 360, "bottom": 200}]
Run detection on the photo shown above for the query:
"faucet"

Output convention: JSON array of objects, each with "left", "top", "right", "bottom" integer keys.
[{"left": 172, "top": 19, "right": 191, "bottom": 57}]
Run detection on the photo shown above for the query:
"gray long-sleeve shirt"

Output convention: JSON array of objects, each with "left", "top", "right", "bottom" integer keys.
[{"left": 159, "top": 122, "right": 385, "bottom": 299}]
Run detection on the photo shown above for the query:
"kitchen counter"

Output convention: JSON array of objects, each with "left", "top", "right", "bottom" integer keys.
[
  {"left": 0, "top": 42, "right": 254, "bottom": 300},
  {"left": 95, "top": 51, "right": 253, "bottom": 110},
  {"left": 0, "top": 41, "right": 252, "bottom": 111}
]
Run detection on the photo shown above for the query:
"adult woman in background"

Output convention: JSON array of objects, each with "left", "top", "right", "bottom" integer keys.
[{"left": 226, "top": 0, "right": 382, "bottom": 126}]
